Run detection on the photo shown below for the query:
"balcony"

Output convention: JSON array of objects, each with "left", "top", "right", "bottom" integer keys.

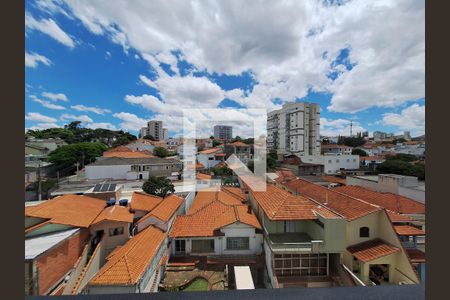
[{"left": 265, "top": 232, "right": 324, "bottom": 254}]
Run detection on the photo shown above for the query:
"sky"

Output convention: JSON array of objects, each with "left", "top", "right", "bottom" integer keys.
[{"left": 25, "top": 0, "right": 425, "bottom": 138}]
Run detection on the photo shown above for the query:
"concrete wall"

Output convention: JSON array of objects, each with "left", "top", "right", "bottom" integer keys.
[
  {"left": 35, "top": 229, "right": 89, "bottom": 295},
  {"left": 346, "top": 176, "right": 378, "bottom": 191},
  {"left": 398, "top": 187, "right": 425, "bottom": 204},
  {"left": 85, "top": 165, "right": 131, "bottom": 180},
  {"left": 300, "top": 155, "right": 359, "bottom": 174},
  {"left": 89, "top": 221, "right": 130, "bottom": 255},
  {"left": 77, "top": 238, "right": 106, "bottom": 293},
  {"left": 62, "top": 242, "right": 90, "bottom": 295},
  {"left": 183, "top": 191, "right": 195, "bottom": 214}
]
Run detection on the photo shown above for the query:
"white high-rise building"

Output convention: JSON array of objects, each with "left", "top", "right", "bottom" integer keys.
[
  {"left": 267, "top": 102, "right": 320, "bottom": 155},
  {"left": 147, "top": 120, "right": 163, "bottom": 140}
]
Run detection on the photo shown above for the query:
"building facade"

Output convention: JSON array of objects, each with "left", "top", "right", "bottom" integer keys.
[
  {"left": 267, "top": 102, "right": 320, "bottom": 156},
  {"left": 214, "top": 125, "right": 233, "bottom": 141}
]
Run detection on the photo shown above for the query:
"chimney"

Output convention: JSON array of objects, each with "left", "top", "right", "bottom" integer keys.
[{"left": 247, "top": 205, "right": 252, "bottom": 214}]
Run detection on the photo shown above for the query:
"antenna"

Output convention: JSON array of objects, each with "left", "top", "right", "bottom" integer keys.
[{"left": 350, "top": 120, "right": 353, "bottom": 137}]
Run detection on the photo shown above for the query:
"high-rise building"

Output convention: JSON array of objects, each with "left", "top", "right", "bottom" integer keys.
[
  {"left": 139, "top": 127, "right": 148, "bottom": 138},
  {"left": 147, "top": 120, "right": 163, "bottom": 140},
  {"left": 267, "top": 102, "right": 320, "bottom": 155},
  {"left": 162, "top": 128, "right": 168, "bottom": 141},
  {"left": 213, "top": 125, "right": 233, "bottom": 141}
]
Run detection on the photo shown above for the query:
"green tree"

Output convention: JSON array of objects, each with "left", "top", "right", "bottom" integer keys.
[
  {"left": 242, "top": 138, "right": 254, "bottom": 145},
  {"left": 142, "top": 176, "right": 175, "bottom": 198},
  {"left": 153, "top": 147, "right": 169, "bottom": 157},
  {"left": 212, "top": 165, "right": 232, "bottom": 176},
  {"left": 143, "top": 135, "right": 157, "bottom": 141},
  {"left": 376, "top": 160, "right": 425, "bottom": 180},
  {"left": 48, "top": 142, "right": 108, "bottom": 167},
  {"left": 267, "top": 150, "right": 279, "bottom": 170},
  {"left": 212, "top": 140, "right": 222, "bottom": 147},
  {"left": 352, "top": 149, "right": 368, "bottom": 156},
  {"left": 393, "top": 138, "right": 407, "bottom": 144},
  {"left": 386, "top": 153, "right": 417, "bottom": 162},
  {"left": 338, "top": 136, "right": 365, "bottom": 148}
]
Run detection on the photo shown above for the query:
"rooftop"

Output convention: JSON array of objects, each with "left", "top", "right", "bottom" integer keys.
[
  {"left": 187, "top": 187, "right": 245, "bottom": 214},
  {"left": 88, "top": 156, "right": 180, "bottom": 166},
  {"left": 170, "top": 201, "right": 261, "bottom": 238},
  {"left": 137, "top": 194, "right": 184, "bottom": 224},
  {"left": 334, "top": 185, "right": 425, "bottom": 215},
  {"left": 394, "top": 225, "right": 425, "bottom": 236},
  {"left": 92, "top": 205, "right": 134, "bottom": 225},
  {"left": 89, "top": 226, "right": 166, "bottom": 286},
  {"left": 25, "top": 228, "right": 80, "bottom": 260},
  {"left": 129, "top": 192, "right": 163, "bottom": 212},
  {"left": 347, "top": 238, "right": 400, "bottom": 262},
  {"left": 198, "top": 147, "right": 222, "bottom": 154}
]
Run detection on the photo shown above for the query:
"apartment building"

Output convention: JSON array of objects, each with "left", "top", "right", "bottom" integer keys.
[
  {"left": 267, "top": 102, "right": 320, "bottom": 156},
  {"left": 214, "top": 125, "right": 233, "bottom": 141},
  {"left": 139, "top": 121, "right": 168, "bottom": 141},
  {"left": 321, "top": 144, "right": 353, "bottom": 155}
]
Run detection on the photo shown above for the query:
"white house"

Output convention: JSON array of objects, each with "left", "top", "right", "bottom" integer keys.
[
  {"left": 197, "top": 147, "right": 225, "bottom": 169},
  {"left": 125, "top": 139, "right": 157, "bottom": 152},
  {"left": 85, "top": 157, "right": 183, "bottom": 180},
  {"left": 298, "top": 154, "right": 360, "bottom": 174}
]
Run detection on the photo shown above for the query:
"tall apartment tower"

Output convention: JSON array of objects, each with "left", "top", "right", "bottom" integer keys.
[
  {"left": 267, "top": 102, "right": 320, "bottom": 155},
  {"left": 147, "top": 120, "right": 163, "bottom": 140},
  {"left": 162, "top": 128, "right": 169, "bottom": 141},
  {"left": 214, "top": 125, "right": 233, "bottom": 141}
]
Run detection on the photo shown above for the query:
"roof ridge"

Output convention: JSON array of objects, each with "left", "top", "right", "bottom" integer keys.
[{"left": 123, "top": 256, "right": 134, "bottom": 284}]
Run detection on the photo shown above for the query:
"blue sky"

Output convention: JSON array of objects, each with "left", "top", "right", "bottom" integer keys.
[{"left": 25, "top": 0, "right": 425, "bottom": 138}]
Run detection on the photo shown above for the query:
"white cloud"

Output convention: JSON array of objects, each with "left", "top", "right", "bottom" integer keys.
[
  {"left": 320, "top": 117, "right": 366, "bottom": 137},
  {"left": 105, "top": 51, "right": 112, "bottom": 59},
  {"left": 381, "top": 104, "right": 425, "bottom": 136},
  {"left": 25, "top": 52, "right": 52, "bottom": 68},
  {"left": 85, "top": 122, "right": 118, "bottom": 130},
  {"left": 60, "top": 113, "right": 93, "bottom": 123},
  {"left": 70, "top": 104, "right": 111, "bottom": 115},
  {"left": 42, "top": 91, "right": 69, "bottom": 102},
  {"left": 58, "top": 0, "right": 423, "bottom": 113},
  {"left": 27, "top": 123, "right": 60, "bottom": 130},
  {"left": 30, "top": 96, "right": 66, "bottom": 110},
  {"left": 25, "top": 112, "right": 58, "bottom": 123},
  {"left": 25, "top": 12, "right": 75, "bottom": 48},
  {"left": 113, "top": 112, "right": 147, "bottom": 131}
]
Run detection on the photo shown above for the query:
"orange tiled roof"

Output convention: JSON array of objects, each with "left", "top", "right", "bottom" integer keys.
[
  {"left": 282, "top": 178, "right": 380, "bottom": 221},
  {"left": 145, "top": 194, "right": 184, "bottom": 222},
  {"left": 394, "top": 225, "right": 425, "bottom": 236},
  {"left": 89, "top": 226, "right": 165, "bottom": 286},
  {"left": 25, "top": 195, "right": 106, "bottom": 228},
  {"left": 359, "top": 156, "right": 384, "bottom": 161},
  {"left": 406, "top": 248, "right": 425, "bottom": 263},
  {"left": 196, "top": 162, "right": 205, "bottom": 169},
  {"left": 198, "top": 147, "right": 221, "bottom": 154},
  {"left": 92, "top": 205, "right": 134, "bottom": 225},
  {"left": 334, "top": 186, "right": 425, "bottom": 215},
  {"left": 130, "top": 192, "right": 163, "bottom": 212},
  {"left": 229, "top": 141, "right": 250, "bottom": 147},
  {"left": 188, "top": 188, "right": 245, "bottom": 214},
  {"left": 249, "top": 184, "right": 340, "bottom": 220},
  {"left": 170, "top": 201, "right": 261, "bottom": 238},
  {"left": 387, "top": 211, "right": 412, "bottom": 222},
  {"left": 347, "top": 238, "right": 400, "bottom": 262},
  {"left": 105, "top": 146, "right": 132, "bottom": 152},
  {"left": 319, "top": 176, "right": 347, "bottom": 185},
  {"left": 196, "top": 173, "right": 212, "bottom": 180}
]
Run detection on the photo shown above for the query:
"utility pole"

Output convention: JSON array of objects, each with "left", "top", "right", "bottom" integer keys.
[
  {"left": 350, "top": 120, "right": 353, "bottom": 137},
  {"left": 37, "top": 163, "right": 42, "bottom": 201}
]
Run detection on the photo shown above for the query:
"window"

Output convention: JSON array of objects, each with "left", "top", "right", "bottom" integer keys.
[
  {"left": 227, "top": 237, "right": 250, "bottom": 250},
  {"left": 175, "top": 240, "right": 186, "bottom": 253},
  {"left": 208, "top": 157, "right": 214, "bottom": 160},
  {"left": 359, "top": 227, "right": 370, "bottom": 238},
  {"left": 328, "top": 160, "right": 332, "bottom": 163},
  {"left": 191, "top": 239, "right": 215, "bottom": 253},
  {"left": 109, "top": 227, "right": 124, "bottom": 237}
]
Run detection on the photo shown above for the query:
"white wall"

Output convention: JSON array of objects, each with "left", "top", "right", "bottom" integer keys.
[
  {"left": 89, "top": 220, "right": 131, "bottom": 255},
  {"left": 126, "top": 142, "right": 155, "bottom": 152},
  {"left": 183, "top": 191, "right": 195, "bottom": 214},
  {"left": 197, "top": 154, "right": 221, "bottom": 169},
  {"left": 300, "top": 155, "right": 359, "bottom": 174},
  {"left": 85, "top": 165, "right": 131, "bottom": 180}
]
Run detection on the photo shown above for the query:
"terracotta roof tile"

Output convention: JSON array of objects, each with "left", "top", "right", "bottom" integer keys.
[
  {"left": 145, "top": 194, "right": 183, "bottom": 222},
  {"left": 104, "top": 146, "right": 132, "bottom": 153},
  {"left": 196, "top": 173, "right": 212, "bottom": 180},
  {"left": 334, "top": 186, "right": 425, "bottom": 215},
  {"left": 89, "top": 226, "right": 165, "bottom": 286},
  {"left": 25, "top": 195, "right": 106, "bottom": 228},
  {"left": 347, "top": 238, "right": 400, "bottom": 262},
  {"left": 282, "top": 179, "right": 380, "bottom": 221},
  {"left": 387, "top": 211, "right": 413, "bottom": 222},
  {"left": 103, "top": 151, "right": 154, "bottom": 158},
  {"left": 406, "top": 248, "right": 425, "bottom": 263},
  {"left": 198, "top": 147, "right": 221, "bottom": 154},
  {"left": 229, "top": 141, "right": 250, "bottom": 147},
  {"left": 170, "top": 201, "right": 261, "bottom": 238},
  {"left": 394, "top": 225, "right": 425, "bottom": 236},
  {"left": 130, "top": 192, "right": 163, "bottom": 212},
  {"left": 92, "top": 205, "right": 134, "bottom": 225},
  {"left": 188, "top": 188, "right": 244, "bottom": 214},
  {"left": 249, "top": 184, "right": 340, "bottom": 220}
]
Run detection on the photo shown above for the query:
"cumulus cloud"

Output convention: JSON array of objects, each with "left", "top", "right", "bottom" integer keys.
[
  {"left": 70, "top": 104, "right": 111, "bottom": 115},
  {"left": 30, "top": 96, "right": 66, "bottom": 110},
  {"left": 320, "top": 117, "right": 366, "bottom": 137},
  {"left": 25, "top": 51, "right": 52, "bottom": 68},
  {"left": 25, "top": 12, "right": 75, "bottom": 48},
  {"left": 113, "top": 112, "right": 147, "bottom": 131},
  {"left": 85, "top": 122, "right": 118, "bottom": 130},
  {"left": 27, "top": 123, "right": 60, "bottom": 130},
  {"left": 381, "top": 104, "right": 425, "bottom": 136},
  {"left": 25, "top": 112, "right": 58, "bottom": 123},
  {"left": 58, "top": 0, "right": 423, "bottom": 114},
  {"left": 60, "top": 113, "right": 93, "bottom": 123},
  {"left": 42, "top": 91, "right": 69, "bottom": 102}
]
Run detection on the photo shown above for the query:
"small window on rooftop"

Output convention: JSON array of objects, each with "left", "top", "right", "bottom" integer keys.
[{"left": 359, "top": 227, "right": 370, "bottom": 238}]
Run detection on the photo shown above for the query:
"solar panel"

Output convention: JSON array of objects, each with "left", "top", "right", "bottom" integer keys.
[
  {"left": 100, "top": 183, "right": 110, "bottom": 192},
  {"left": 93, "top": 184, "right": 102, "bottom": 192},
  {"left": 109, "top": 183, "right": 117, "bottom": 192}
]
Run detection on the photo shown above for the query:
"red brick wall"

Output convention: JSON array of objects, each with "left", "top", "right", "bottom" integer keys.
[{"left": 36, "top": 228, "right": 89, "bottom": 295}]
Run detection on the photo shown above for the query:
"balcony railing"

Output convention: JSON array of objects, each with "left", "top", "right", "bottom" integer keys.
[{"left": 265, "top": 233, "right": 324, "bottom": 254}]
